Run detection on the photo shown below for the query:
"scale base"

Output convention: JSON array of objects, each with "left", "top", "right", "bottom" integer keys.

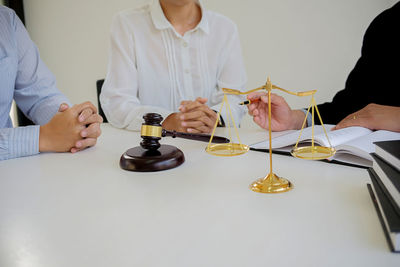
[
  {"left": 250, "top": 173, "right": 293, "bottom": 193},
  {"left": 120, "top": 144, "right": 184, "bottom": 172}
]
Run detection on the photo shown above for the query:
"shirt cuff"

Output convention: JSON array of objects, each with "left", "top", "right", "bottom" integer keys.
[
  {"left": 301, "top": 109, "right": 312, "bottom": 127},
  {"left": 0, "top": 125, "right": 40, "bottom": 161}
]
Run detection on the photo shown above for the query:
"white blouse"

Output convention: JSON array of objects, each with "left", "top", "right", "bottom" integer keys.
[{"left": 100, "top": 0, "right": 247, "bottom": 131}]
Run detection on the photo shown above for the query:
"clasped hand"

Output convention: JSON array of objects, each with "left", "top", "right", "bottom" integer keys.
[
  {"left": 39, "top": 101, "right": 103, "bottom": 153},
  {"left": 162, "top": 97, "right": 217, "bottom": 133}
]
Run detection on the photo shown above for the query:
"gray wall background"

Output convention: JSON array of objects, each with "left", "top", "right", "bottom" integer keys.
[{"left": 19, "top": 0, "right": 399, "bottom": 127}]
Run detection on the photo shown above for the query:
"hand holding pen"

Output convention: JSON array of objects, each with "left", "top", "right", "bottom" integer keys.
[
  {"left": 245, "top": 91, "right": 306, "bottom": 131},
  {"left": 238, "top": 99, "right": 260, "bottom": 105}
]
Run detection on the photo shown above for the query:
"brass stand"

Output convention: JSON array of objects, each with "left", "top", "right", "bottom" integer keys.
[
  {"left": 250, "top": 173, "right": 293, "bottom": 193},
  {"left": 249, "top": 78, "right": 293, "bottom": 193}
]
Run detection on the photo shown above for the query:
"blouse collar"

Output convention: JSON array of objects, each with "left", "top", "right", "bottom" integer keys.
[{"left": 150, "top": 0, "right": 210, "bottom": 35}]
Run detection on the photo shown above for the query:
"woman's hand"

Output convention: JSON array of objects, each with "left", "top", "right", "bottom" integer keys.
[
  {"left": 333, "top": 104, "right": 400, "bottom": 132},
  {"left": 178, "top": 97, "right": 217, "bottom": 133}
]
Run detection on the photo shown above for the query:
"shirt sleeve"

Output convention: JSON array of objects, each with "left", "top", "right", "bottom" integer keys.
[
  {"left": 0, "top": 10, "right": 70, "bottom": 161},
  {"left": 315, "top": 4, "right": 400, "bottom": 124},
  {"left": 0, "top": 125, "right": 40, "bottom": 161},
  {"left": 209, "top": 23, "right": 247, "bottom": 127},
  {"left": 12, "top": 12, "right": 70, "bottom": 126},
  {"left": 301, "top": 109, "right": 312, "bottom": 127},
  {"left": 100, "top": 14, "right": 172, "bottom": 131}
]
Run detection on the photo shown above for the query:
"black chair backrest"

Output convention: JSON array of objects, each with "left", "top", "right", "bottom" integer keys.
[
  {"left": 16, "top": 80, "right": 108, "bottom": 126},
  {"left": 96, "top": 79, "right": 108, "bottom": 123},
  {"left": 17, "top": 107, "right": 34, "bottom": 126}
]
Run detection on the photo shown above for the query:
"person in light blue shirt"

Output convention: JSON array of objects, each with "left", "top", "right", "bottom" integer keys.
[{"left": 0, "top": 6, "right": 102, "bottom": 161}]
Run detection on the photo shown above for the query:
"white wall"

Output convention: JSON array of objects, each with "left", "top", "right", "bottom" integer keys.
[{"left": 22, "top": 0, "right": 394, "bottom": 128}]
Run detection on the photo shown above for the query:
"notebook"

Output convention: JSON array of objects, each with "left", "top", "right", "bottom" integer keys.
[{"left": 250, "top": 125, "right": 400, "bottom": 167}]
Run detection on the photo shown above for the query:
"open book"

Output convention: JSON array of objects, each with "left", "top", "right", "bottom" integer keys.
[{"left": 250, "top": 125, "right": 400, "bottom": 167}]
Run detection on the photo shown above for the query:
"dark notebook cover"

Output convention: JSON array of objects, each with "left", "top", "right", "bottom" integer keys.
[
  {"left": 366, "top": 183, "right": 398, "bottom": 252},
  {"left": 371, "top": 153, "right": 400, "bottom": 216},
  {"left": 374, "top": 140, "right": 400, "bottom": 160},
  {"left": 372, "top": 153, "right": 400, "bottom": 190},
  {"left": 374, "top": 140, "right": 400, "bottom": 170},
  {"left": 368, "top": 169, "right": 400, "bottom": 232}
]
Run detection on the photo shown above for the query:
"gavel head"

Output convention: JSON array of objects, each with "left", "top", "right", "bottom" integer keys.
[{"left": 140, "top": 113, "right": 163, "bottom": 151}]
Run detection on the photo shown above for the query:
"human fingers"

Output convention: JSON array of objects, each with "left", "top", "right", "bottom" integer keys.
[
  {"left": 78, "top": 107, "right": 94, "bottom": 123},
  {"left": 249, "top": 107, "right": 259, "bottom": 116},
  {"left": 187, "top": 125, "right": 211, "bottom": 133},
  {"left": 248, "top": 96, "right": 269, "bottom": 116},
  {"left": 180, "top": 100, "right": 193, "bottom": 105},
  {"left": 197, "top": 104, "right": 217, "bottom": 119},
  {"left": 258, "top": 93, "right": 285, "bottom": 105},
  {"left": 183, "top": 115, "right": 215, "bottom": 131},
  {"left": 195, "top": 97, "right": 208, "bottom": 104},
  {"left": 333, "top": 112, "right": 364, "bottom": 130},
  {"left": 197, "top": 110, "right": 216, "bottom": 128},
  {"left": 183, "top": 103, "right": 216, "bottom": 119},
  {"left": 253, "top": 114, "right": 268, "bottom": 130},
  {"left": 180, "top": 110, "right": 205, "bottom": 121},
  {"left": 248, "top": 103, "right": 258, "bottom": 115},
  {"left": 179, "top": 100, "right": 193, "bottom": 111},
  {"left": 71, "top": 101, "right": 98, "bottom": 116},
  {"left": 58, "top": 103, "right": 70, "bottom": 112},
  {"left": 182, "top": 107, "right": 215, "bottom": 122},
  {"left": 71, "top": 137, "right": 98, "bottom": 152},
  {"left": 181, "top": 120, "right": 205, "bottom": 129},
  {"left": 247, "top": 91, "right": 267, "bottom": 101},
  {"left": 80, "top": 113, "right": 103, "bottom": 125},
  {"left": 80, "top": 122, "right": 102, "bottom": 138},
  {"left": 180, "top": 101, "right": 203, "bottom": 112}
]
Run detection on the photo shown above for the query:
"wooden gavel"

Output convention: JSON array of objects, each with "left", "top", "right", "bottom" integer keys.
[{"left": 140, "top": 113, "right": 229, "bottom": 151}]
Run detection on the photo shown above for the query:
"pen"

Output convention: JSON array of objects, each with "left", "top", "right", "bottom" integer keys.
[{"left": 239, "top": 99, "right": 260, "bottom": 105}]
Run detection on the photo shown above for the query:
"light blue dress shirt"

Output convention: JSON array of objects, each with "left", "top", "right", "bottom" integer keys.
[{"left": 0, "top": 6, "right": 70, "bottom": 161}]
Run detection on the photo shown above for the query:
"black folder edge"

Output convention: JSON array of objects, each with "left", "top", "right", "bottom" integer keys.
[
  {"left": 366, "top": 183, "right": 397, "bottom": 253},
  {"left": 249, "top": 148, "right": 368, "bottom": 169},
  {"left": 369, "top": 160, "right": 400, "bottom": 218}
]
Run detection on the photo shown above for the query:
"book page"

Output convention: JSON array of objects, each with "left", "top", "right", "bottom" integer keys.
[
  {"left": 251, "top": 125, "right": 335, "bottom": 149},
  {"left": 336, "top": 130, "right": 400, "bottom": 158},
  {"left": 313, "top": 126, "right": 372, "bottom": 147}
]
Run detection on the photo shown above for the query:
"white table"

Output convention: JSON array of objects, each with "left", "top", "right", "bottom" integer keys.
[{"left": 0, "top": 124, "right": 399, "bottom": 267}]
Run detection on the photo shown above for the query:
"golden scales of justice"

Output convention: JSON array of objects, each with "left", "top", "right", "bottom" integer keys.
[{"left": 206, "top": 77, "right": 336, "bottom": 194}]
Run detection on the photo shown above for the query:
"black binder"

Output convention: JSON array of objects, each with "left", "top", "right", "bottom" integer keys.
[{"left": 367, "top": 169, "right": 400, "bottom": 252}]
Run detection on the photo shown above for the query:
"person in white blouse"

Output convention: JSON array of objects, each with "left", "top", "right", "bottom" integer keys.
[{"left": 100, "top": 0, "right": 247, "bottom": 133}]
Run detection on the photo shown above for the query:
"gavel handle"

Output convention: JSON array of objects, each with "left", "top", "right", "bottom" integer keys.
[{"left": 162, "top": 130, "right": 230, "bottom": 143}]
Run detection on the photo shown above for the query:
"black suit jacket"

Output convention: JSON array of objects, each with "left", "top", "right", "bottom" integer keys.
[{"left": 316, "top": 2, "right": 400, "bottom": 124}]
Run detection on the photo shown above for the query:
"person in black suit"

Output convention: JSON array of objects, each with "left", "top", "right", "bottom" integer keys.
[{"left": 248, "top": 2, "right": 400, "bottom": 132}]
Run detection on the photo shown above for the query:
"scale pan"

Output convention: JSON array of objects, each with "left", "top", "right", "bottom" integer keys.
[
  {"left": 291, "top": 146, "right": 336, "bottom": 160},
  {"left": 206, "top": 143, "right": 249, "bottom": 156}
]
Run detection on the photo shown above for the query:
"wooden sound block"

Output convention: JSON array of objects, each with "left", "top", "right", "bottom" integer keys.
[{"left": 120, "top": 144, "right": 185, "bottom": 172}]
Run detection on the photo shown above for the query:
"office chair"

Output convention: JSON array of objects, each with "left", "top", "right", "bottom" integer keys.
[
  {"left": 96, "top": 79, "right": 108, "bottom": 123},
  {"left": 17, "top": 107, "right": 34, "bottom": 126}
]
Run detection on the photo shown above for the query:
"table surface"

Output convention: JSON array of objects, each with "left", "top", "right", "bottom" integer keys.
[{"left": 0, "top": 124, "right": 399, "bottom": 267}]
